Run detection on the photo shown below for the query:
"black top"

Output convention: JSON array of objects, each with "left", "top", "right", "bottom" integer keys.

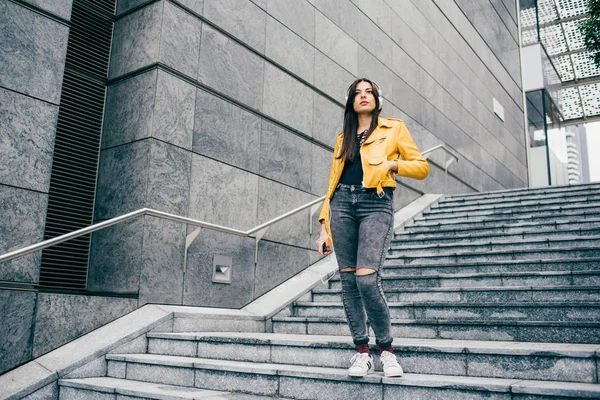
[{"left": 339, "top": 130, "right": 369, "bottom": 186}]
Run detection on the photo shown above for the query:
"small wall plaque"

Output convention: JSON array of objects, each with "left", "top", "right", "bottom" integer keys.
[
  {"left": 212, "top": 255, "right": 232, "bottom": 284},
  {"left": 493, "top": 97, "right": 505, "bottom": 122}
]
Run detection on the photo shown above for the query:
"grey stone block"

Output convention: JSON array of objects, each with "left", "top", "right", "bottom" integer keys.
[
  {"left": 188, "top": 154, "right": 259, "bottom": 230},
  {"left": 32, "top": 293, "right": 137, "bottom": 357},
  {"left": 266, "top": 0, "right": 315, "bottom": 44},
  {"left": 0, "top": 185, "right": 46, "bottom": 283},
  {"left": 312, "top": 94, "right": 342, "bottom": 145},
  {"left": 109, "top": 1, "right": 162, "bottom": 79},
  {"left": 159, "top": 2, "right": 202, "bottom": 78},
  {"left": 148, "top": 338, "right": 197, "bottom": 357},
  {"left": 314, "top": 51, "right": 355, "bottom": 105},
  {"left": 259, "top": 120, "right": 312, "bottom": 191},
  {"left": 273, "top": 320, "right": 308, "bottom": 335},
  {"left": 315, "top": 11, "right": 357, "bottom": 75},
  {"left": 255, "top": 242, "right": 310, "bottom": 298},
  {"left": 265, "top": 16, "right": 314, "bottom": 83},
  {"left": 0, "top": 87, "right": 59, "bottom": 192},
  {"left": 279, "top": 376, "right": 382, "bottom": 400},
  {"left": 88, "top": 218, "right": 144, "bottom": 293},
  {"left": 198, "top": 25, "right": 264, "bottom": 110},
  {"left": 257, "top": 177, "right": 316, "bottom": 248},
  {"left": 102, "top": 70, "right": 157, "bottom": 149},
  {"left": 116, "top": 0, "right": 154, "bottom": 15},
  {"left": 192, "top": 89, "right": 261, "bottom": 173},
  {"left": 262, "top": 64, "right": 313, "bottom": 135},
  {"left": 59, "top": 386, "right": 115, "bottom": 400},
  {"left": 384, "top": 385, "right": 510, "bottom": 400},
  {"left": 313, "top": 0, "right": 358, "bottom": 41},
  {"left": 23, "top": 0, "right": 73, "bottom": 20},
  {"left": 0, "top": 1, "right": 69, "bottom": 104},
  {"left": 21, "top": 381, "right": 58, "bottom": 400},
  {"left": 204, "top": 0, "right": 266, "bottom": 53},
  {"left": 196, "top": 341, "right": 271, "bottom": 363},
  {"left": 173, "top": 317, "right": 265, "bottom": 333},
  {"left": 107, "top": 360, "right": 126, "bottom": 379},
  {"left": 94, "top": 140, "right": 151, "bottom": 220},
  {"left": 312, "top": 146, "right": 333, "bottom": 196},
  {"left": 152, "top": 71, "right": 196, "bottom": 150},
  {"left": 194, "top": 369, "right": 278, "bottom": 396},
  {"left": 138, "top": 216, "right": 186, "bottom": 306},
  {"left": 64, "top": 355, "right": 107, "bottom": 379},
  {"left": 177, "top": 0, "right": 204, "bottom": 15},
  {"left": 271, "top": 346, "right": 353, "bottom": 368},
  {"left": 109, "top": 334, "right": 148, "bottom": 355},
  {"left": 126, "top": 363, "right": 195, "bottom": 386},
  {"left": 356, "top": 11, "right": 392, "bottom": 67},
  {"left": 438, "top": 324, "right": 518, "bottom": 342},
  {"left": 0, "top": 290, "right": 36, "bottom": 374},
  {"left": 182, "top": 230, "right": 255, "bottom": 308}
]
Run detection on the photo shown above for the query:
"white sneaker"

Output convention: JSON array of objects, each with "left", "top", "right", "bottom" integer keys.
[
  {"left": 348, "top": 353, "right": 374, "bottom": 377},
  {"left": 380, "top": 351, "right": 403, "bottom": 377}
]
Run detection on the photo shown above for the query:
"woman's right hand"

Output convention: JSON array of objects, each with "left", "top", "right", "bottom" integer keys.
[{"left": 317, "top": 224, "right": 332, "bottom": 256}]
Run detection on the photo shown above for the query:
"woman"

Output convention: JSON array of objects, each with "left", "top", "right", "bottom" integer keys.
[{"left": 317, "top": 78, "right": 429, "bottom": 377}]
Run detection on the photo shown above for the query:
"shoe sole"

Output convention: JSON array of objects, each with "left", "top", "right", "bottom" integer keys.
[{"left": 348, "top": 369, "right": 375, "bottom": 377}]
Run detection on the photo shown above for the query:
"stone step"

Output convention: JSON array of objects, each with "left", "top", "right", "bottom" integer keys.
[
  {"left": 103, "top": 353, "right": 600, "bottom": 399},
  {"left": 58, "top": 377, "right": 287, "bottom": 399},
  {"left": 271, "top": 317, "right": 600, "bottom": 344},
  {"left": 415, "top": 204, "right": 600, "bottom": 224},
  {"left": 311, "top": 286, "right": 600, "bottom": 304},
  {"left": 387, "top": 246, "right": 600, "bottom": 265},
  {"left": 382, "top": 257, "right": 600, "bottom": 276},
  {"left": 329, "top": 270, "right": 600, "bottom": 289},
  {"left": 437, "top": 189, "right": 600, "bottom": 209},
  {"left": 392, "top": 223, "right": 600, "bottom": 244},
  {"left": 444, "top": 182, "right": 600, "bottom": 202},
  {"left": 292, "top": 301, "right": 600, "bottom": 322},
  {"left": 145, "top": 332, "right": 600, "bottom": 384},
  {"left": 405, "top": 216, "right": 600, "bottom": 234},
  {"left": 428, "top": 196, "right": 600, "bottom": 217},
  {"left": 388, "top": 235, "right": 600, "bottom": 256}
]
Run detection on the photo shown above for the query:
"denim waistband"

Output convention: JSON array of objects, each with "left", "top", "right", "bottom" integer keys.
[{"left": 336, "top": 183, "right": 393, "bottom": 192}]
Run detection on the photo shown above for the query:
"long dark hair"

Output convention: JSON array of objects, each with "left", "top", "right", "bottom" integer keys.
[{"left": 337, "top": 78, "right": 381, "bottom": 163}]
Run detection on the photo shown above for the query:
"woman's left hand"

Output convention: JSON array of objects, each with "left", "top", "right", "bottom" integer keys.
[{"left": 387, "top": 160, "right": 398, "bottom": 173}]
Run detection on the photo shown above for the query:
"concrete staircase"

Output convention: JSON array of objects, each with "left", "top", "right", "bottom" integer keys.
[{"left": 57, "top": 183, "right": 600, "bottom": 399}]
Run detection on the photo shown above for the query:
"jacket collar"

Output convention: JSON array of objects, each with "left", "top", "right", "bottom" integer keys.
[{"left": 363, "top": 117, "right": 391, "bottom": 144}]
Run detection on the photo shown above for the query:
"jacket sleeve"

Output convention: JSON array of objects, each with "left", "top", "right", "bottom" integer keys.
[
  {"left": 318, "top": 135, "right": 342, "bottom": 225},
  {"left": 395, "top": 122, "right": 429, "bottom": 180}
]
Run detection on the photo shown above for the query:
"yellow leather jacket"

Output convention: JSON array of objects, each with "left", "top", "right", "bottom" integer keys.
[{"left": 318, "top": 117, "right": 429, "bottom": 238}]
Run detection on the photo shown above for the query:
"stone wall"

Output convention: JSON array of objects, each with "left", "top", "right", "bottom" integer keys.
[{"left": 89, "top": 0, "right": 525, "bottom": 308}]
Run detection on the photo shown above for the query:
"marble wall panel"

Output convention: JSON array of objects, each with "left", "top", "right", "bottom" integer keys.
[
  {"left": 0, "top": 186, "right": 46, "bottom": 283},
  {"left": 152, "top": 71, "right": 196, "bottom": 150},
  {"left": 356, "top": 49, "right": 396, "bottom": 114},
  {"left": 21, "top": 382, "right": 58, "bottom": 399},
  {"left": 313, "top": 0, "right": 358, "bottom": 41},
  {"left": 314, "top": 51, "right": 355, "bottom": 105},
  {"left": 265, "top": 17, "right": 314, "bottom": 84},
  {"left": 94, "top": 140, "right": 150, "bottom": 220},
  {"left": 23, "top": 0, "right": 73, "bottom": 20},
  {"left": 116, "top": 0, "right": 154, "bottom": 15},
  {"left": 188, "top": 154, "right": 259, "bottom": 231},
  {"left": 182, "top": 230, "right": 255, "bottom": 308},
  {"left": 266, "top": 0, "right": 315, "bottom": 44},
  {"left": 312, "top": 146, "right": 332, "bottom": 197},
  {"left": 257, "top": 177, "right": 316, "bottom": 248},
  {"left": 262, "top": 63, "right": 313, "bottom": 135},
  {"left": 159, "top": 2, "right": 202, "bottom": 79},
  {"left": 315, "top": 11, "right": 358, "bottom": 76},
  {"left": 490, "top": 0, "right": 518, "bottom": 42},
  {"left": 109, "top": 1, "right": 162, "bottom": 79},
  {"left": 32, "top": 293, "right": 137, "bottom": 357},
  {"left": 0, "top": 290, "right": 36, "bottom": 374},
  {"left": 147, "top": 139, "right": 192, "bottom": 216},
  {"left": 88, "top": 218, "right": 144, "bottom": 293},
  {"left": 177, "top": 0, "right": 204, "bottom": 15},
  {"left": 0, "top": 0, "right": 69, "bottom": 104},
  {"left": 198, "top": 25, "right": 265, "bottom": 110},
  {"left": 259, "top": 120, "right": 312, "bottom": 192},
  {"left": 389, "top": 12, "right": 422, "bottom": 64},
  {"left": 138, "top": 216, "right": 185, "bottom": 305},
  {"left": 102, "top": 70, "right": 157, "bottom": 149},
  {"left": 356, "top": 10, "right": 393, "bottom": 68},
  {"left": 192, "top": 89, "right": 261, "bottom": 173},
  {"left": 0, "top": 88, "right": 58, "bottom": 193},
  {"left": 254, "top": 242, "right": 310, "bottom": 298},
  {"left": 392, "top": 45, "right": 421, "bottom": 93},
  {"left": 203, "top": 0, "right": 267, "bottom": 53},
  {"left": 354, "top": 0, "right": 393, "bottom": 36},
  {"left": 312, "top": 94, "right": 343, "bottom": 146}
]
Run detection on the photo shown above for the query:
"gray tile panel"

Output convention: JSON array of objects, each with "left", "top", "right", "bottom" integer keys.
[
  {"left": 266, "top": 0, "right": 315, "bottom": 44},
  {"left": 0, "top": 290, "right": 36, "bottom": 374},
  {"left": 315, "top": 11, "right": 358, "bottom": 76},
  {"left": 313, "top": 0, "right": 359, "bottom": 41},
  {"left": 0, "top": 185, "right": 46, "bottom": 283},
  {"left": 255, "top": 242, "right": 310, "bottom": 298},
  {"left": 0, "top": 1, "right": 69, "bottom": 104},
  {"left": 198, "top": 25, "right": 265, "bottom": 110},
  {"left": 22, "top": 0, "right": 73, "bottom": 20},
  {"left": 313, "top": 50, "right": 355, "bottom": 105},
  {"left": 312, "top": 94, "right": 342, "bottom": 145},
  {"left": 159, "top": 2, "right": 202, "bottom": 79}
]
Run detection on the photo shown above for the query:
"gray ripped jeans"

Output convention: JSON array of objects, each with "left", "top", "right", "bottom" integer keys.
[{"left": 330, "top": 183, "right": 394, "bottom": 347}]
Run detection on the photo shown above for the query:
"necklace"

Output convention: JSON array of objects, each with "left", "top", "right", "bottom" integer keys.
[{"left": 357, "top": 129, "right": 369, "bottom": 145}]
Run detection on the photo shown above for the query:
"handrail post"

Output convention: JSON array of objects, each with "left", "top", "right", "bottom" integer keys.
[
  {"left": 184, "top": 227, "right": 202, "bottom": 273},
  {"left": 254, "top": 227, "right": 270, "bottom": 265}
]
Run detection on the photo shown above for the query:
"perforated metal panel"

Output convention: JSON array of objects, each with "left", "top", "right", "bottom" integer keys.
[{"left": 40, "top": 0, "right": 115, "bottom": 291}]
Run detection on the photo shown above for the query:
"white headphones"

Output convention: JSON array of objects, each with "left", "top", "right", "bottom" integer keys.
[{"left": 345, "top": 80, "right": 383, "bottom": 111}]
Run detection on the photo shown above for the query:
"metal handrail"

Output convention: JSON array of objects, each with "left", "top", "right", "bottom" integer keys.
[
  {"left": 0, "top": 145, "right": 457, "bottom": 265},
  {"left": 421, "top": 144, "right": 460, "bottom": 172}
]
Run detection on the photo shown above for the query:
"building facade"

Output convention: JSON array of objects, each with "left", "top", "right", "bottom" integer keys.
[{"left": 0, "top": 0, "right": 525, "bottom": 374}]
